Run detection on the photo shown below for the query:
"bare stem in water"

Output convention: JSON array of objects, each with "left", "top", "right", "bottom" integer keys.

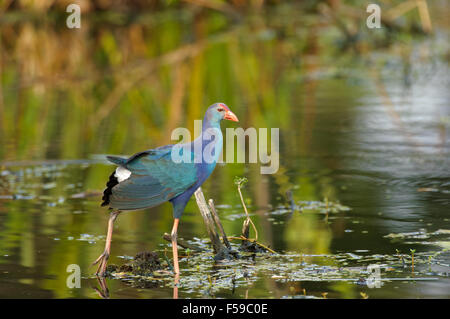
[{"left": 235, "top": 177, "right": 258, "bottom": 241}]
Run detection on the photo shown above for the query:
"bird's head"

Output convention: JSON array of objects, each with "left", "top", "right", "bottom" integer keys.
[{"left": 206, "top": 103, "right": 239, "bottom": 123}]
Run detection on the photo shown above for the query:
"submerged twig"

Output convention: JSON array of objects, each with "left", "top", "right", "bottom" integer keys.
[
  {"left": 162, "top": 233, "right": 206, "bottom": 252},
  {"left": 228, "top": 236, "right": 277, "bottom": 254}
]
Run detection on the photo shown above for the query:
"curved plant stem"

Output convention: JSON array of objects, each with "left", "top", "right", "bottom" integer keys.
[
  {"left": 227, "top": 236, "right": 276, "bottom": 254},
  {"left": 237, "top": 184, "right": 259, "bottom": 241}
]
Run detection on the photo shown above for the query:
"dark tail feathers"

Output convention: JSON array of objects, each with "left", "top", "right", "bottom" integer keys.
[{"left": 101, "top": 170, "right": 119, "bottom": 207}]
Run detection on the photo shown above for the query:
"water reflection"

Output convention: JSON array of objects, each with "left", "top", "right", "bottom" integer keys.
[{"left": 0, "top": 1, "right": 449, "bottom": 298}]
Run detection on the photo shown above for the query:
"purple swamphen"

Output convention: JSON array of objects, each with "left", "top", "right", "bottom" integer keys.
[{"left": 93, "top": 103, "right": 238, "bottom": 277}]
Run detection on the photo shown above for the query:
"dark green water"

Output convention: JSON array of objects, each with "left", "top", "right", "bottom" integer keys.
[{"left": 0, "top": 3, "right": 449, "bottom": 299}]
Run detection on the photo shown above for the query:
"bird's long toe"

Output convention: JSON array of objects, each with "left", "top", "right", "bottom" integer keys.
[{"left": 92, "top": 251, "right": 109, "bottom": 276}]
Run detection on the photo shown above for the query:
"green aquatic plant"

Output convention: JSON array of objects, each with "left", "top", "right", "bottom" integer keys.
[
  {"left": 234, "top": 176, "right": 258, "bottom": 241},
  {"left": 234, "top": 176, "right": 248, "bottom": 188}
]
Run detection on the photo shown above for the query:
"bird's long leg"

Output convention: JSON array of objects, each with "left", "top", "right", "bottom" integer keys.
[
  {"left": 171, "top": 218, "right": 180, "bottom": 275},
  {"left": 92, "top": 210, "right": 121, "bottom": 277},
  {"left": 173, "top": 273, "right": 179, "bottom": 299}
]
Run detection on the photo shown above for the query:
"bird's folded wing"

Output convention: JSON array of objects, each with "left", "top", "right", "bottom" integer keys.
[{"left": 107, "top": 146, "right": 197, "bottom": 210}]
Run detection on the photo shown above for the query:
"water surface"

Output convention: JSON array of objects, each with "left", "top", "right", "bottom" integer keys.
[{"left": 0, "top": 2, "right": 449, "bottom": 298}]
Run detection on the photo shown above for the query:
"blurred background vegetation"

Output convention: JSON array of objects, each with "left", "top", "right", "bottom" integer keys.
[
  {"left": 0, "top": 0, "right": 447, "bottom": 160},
  {"left": 0, "top": 0, "right": 449, "bottom": 298}
]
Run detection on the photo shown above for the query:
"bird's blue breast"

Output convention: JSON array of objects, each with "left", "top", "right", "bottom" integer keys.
[{"left": 170, "top": 124, "right": 223, "bottom": 218}]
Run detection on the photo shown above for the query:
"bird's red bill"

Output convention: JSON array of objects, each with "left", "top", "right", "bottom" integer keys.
[{"left": 224, "top": 110, "right": 239, "bottom": 122}]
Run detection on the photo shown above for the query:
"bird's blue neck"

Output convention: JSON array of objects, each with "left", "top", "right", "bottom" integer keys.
[
  {"left": 202, "top": 115, "right": 221, "bottom": 131},
  {"left": 192, "top": 116, "right": 223, "bottom": 181}
]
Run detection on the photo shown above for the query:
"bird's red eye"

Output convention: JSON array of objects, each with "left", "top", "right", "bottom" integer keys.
[{"left": 217, "top": 108, "right": 224, "bottom": 112}]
